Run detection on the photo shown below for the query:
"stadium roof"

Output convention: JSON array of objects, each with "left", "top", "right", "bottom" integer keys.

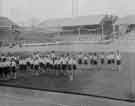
[
  {"left": 0, "top": 17, "right": 17, "bottom": 28},
  {"left": 39, "top": 15, "right": 106, "bottom": 28},
  {"left": 115, "top": 15, "right": 135, "bottom": 25}
]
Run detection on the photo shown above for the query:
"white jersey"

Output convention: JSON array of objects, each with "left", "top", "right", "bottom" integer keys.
[
  {"left": 89, "top": 55, "right": 93, "bottom": 59},
  {"left": 38, "top": 58, "right": 43, "bottom": 63},
  {"left": 0, "top": 62, "right": 3, "bottom": 67},
  {"left": 19, "top": 60, "right": 25, "bottom": 65},
  {"left": 0, "top": 62, "right": 5, "bottom": 67},
  {"left": 6, "top": 61, "right": 11, "bottom": 66},
  {"left": 49, "top": 59, "right": 53, "bottom": 64},
  {"left": 34, "top": 60, "right": 39, "bottom": 65},
  {"left": 72, "top": 59, "right": 77, "bottom": 65},
  {"left": 59, "top": 58, "right": 64, "bottom": 64},
  {"left": 107, "top": 54, "right": 114, "bottom": 60},
  {"left": 54, "top": 60, "right": 58, "bottom": 65},
  {"left": 50, "top": 53, "right": 56, "bottom": 59},
  {"left": 41, "top": 59, "right": 46, "bottom": 64},
  {"left": 29, "top": 59, "right": 34, "bottom": 64},
  {"left": 68, "top": 59, "right": 73, "bottom": 65},
  {"left": 57, "top": 59, "right": 61, "bottom": 64},
  {"left": 35, "top": 54, "right": 40, "bottom": 58},
  {"left": 65, "top": 57, "right": 69, "bottom": 62},
  {"left": 83, "top": 56, "right": 88, "bottom": 60},
  {"left": 0, "top": 61, "right": 10, "bottom": 67},
  {"left": 45, "top": 58, "right": 50, "bottom": 63},
  {"left": 62, "top": 58, "right": 67, "bottom": 64},
  {"left": 116, "top": 54, "right": 121, "bottom": 60},
  {"left": 41, "top": 58, "right": 47, "bottom": 64},
  {"left": 98, "top": 54, "right": 104, "bottom": 58},
  {"left": 11, "top": 61, "right": 16, "bottom": 67},
  {"left": 19, "top": 60, "right": 22, "bottom": 65},
  {"left": 78, "top": 54, "right": 83, "bottom": 59},
  {"left": 92, "top": 55, "right": 97, "bottom": 60},
  {"left": 26, "top": 58, "right": 31, "bottom": 62}
]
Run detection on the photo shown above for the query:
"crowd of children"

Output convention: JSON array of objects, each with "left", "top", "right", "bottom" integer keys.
[{"left": 0, "top": 50, "right": 121, "bottom": 81}]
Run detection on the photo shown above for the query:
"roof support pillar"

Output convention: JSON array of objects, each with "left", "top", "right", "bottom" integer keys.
[
  {"left": 101, "top": 23, "right": 104, "bottom": 40},
  {"left": 113, "top": 24, "right": 115, "bottom": 34},
  {"left": 78, "top": 27, "right": 80, "bottom": 36},
  {"left": 112, "top": 24, "right": 116, "bottom": 40},
  {"left": 97, "top": 28, "right": 99, "bottom": 40},
  {"left": 118, "top": 25, "right": 121, "bottom": 38}
]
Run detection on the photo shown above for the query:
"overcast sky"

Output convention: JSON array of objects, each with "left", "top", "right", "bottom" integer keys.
[{"left": 2, "top": 0, "right": 135, "bottom": 25}]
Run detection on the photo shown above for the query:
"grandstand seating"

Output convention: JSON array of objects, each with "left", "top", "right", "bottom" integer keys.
[
  {"left": 54, "top": 33, "right": 101, "bottom": 42},
  {"left": 18, "top": 30, "right": 56, "bottom": 43},
  {"left": 0, "top": 30, "right": 16, "bottom": 41},
  {"left": 0, "top": 28, "right": 103, "bottom": 46}
]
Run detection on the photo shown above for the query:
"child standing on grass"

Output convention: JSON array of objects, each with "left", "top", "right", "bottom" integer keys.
[{"left": 115, "top": 50, "right": 121, "bottom": 71}]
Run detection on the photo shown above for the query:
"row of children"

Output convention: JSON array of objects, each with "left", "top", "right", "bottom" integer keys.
[
  {"left": 77, "top": 50, "right": 121, "bottom": 71},
  {"left": 0, "top": 50, "right": 121, "bottom": 81},
  {"left": 0, "top": 56, "right": 18, "bottom": 80}
]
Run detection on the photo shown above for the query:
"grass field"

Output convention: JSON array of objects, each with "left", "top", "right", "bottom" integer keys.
[
  {"left": 1, "top": 86, "right": 135, "bottom": 106},
  {"left": 0, "top": 52, "right": 131, "bottom": 100},
  {"left": 1, "top": 28, "right": 135, "bottom": 105},
  {"left": 1, "top": 40, "right": 135, "bottom": 101}
]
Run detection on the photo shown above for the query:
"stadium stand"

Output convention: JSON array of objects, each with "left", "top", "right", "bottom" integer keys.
[
  {"left": 0, "top": 17, "right": 19, "bottom": 46},
  {"left": 39, "top": 14, "right": 117, "bottom": 42},
  {"left": 0, "top": 15, "right": 118, "bottom": 46},
  {"left": 115, "top": 15, "right": 135, "bottom": 35}
]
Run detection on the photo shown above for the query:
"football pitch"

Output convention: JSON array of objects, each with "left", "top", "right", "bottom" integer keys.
[{"left": 0, "top": 42, "right": 135, "bottom": 101}]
